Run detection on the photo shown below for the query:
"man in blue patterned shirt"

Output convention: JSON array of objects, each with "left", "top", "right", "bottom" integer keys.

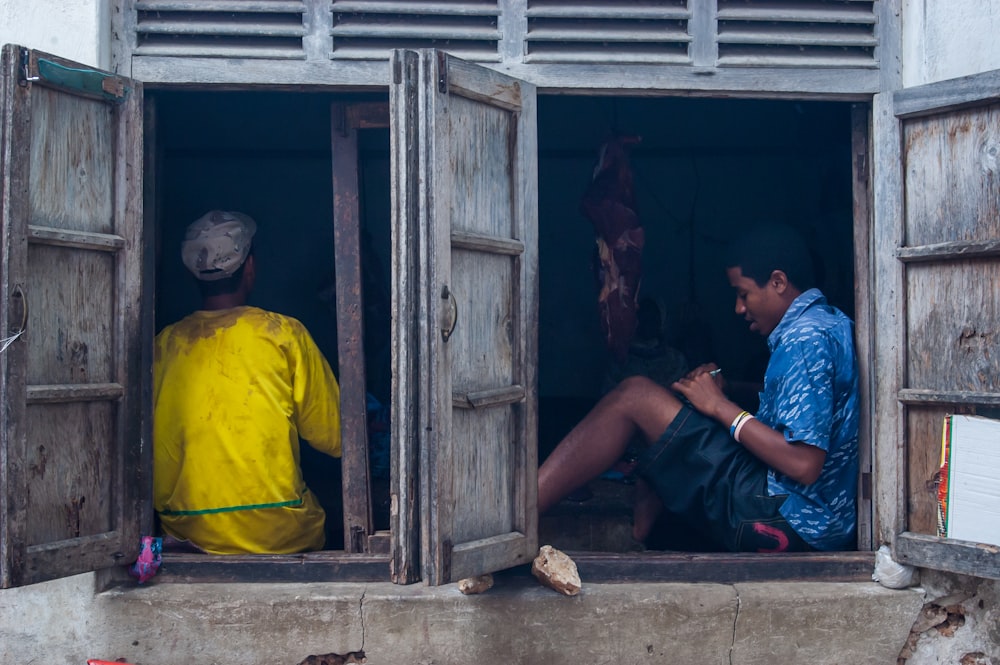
[{"left": 538, "top": 224, "right": 860, "bottom": 552}]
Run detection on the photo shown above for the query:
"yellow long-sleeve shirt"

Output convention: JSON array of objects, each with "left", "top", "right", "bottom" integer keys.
[{"left": 153, "top": 306, "right": 341, "bottom": 554}]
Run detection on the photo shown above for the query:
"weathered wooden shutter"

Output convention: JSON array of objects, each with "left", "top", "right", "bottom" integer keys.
[
  {"left": 715, "top": 0, "right": 877, "bottom": 68},
  {"left": 333, "top": 1, "right": 501, "bottom": 61},
  {"left": 0, "top": 45, "right": 146, "bottom": 588},
  {"left": 390, "top": 49, "right": 538, "bottom": 586},
  {"left": 873, "top": 68, "right": 1000, "bottom": 579},
  {"left": 523, "top": 3, "right": 692, "bottom": 64},
  {"left": 134, "top": 0, "right": 307, "bottom": 59}
]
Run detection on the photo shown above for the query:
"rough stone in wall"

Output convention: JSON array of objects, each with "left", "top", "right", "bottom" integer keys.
[{"left": 896, "top": 571, "right": 1000, "bottom": 665}]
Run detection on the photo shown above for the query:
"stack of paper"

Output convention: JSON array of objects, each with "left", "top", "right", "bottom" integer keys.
[{"left": 937, "top": 414, "right": 1000, "bottom": 546}]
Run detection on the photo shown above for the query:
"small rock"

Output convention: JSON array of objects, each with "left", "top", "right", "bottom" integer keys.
[
  {"left": 532, "top": 545, "right": 581, "bottom": 596},
  {"left": 458, "top": 574, "right": 494, "bottom": 595}
]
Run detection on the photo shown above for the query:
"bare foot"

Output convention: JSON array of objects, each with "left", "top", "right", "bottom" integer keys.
[{"left": 632, "top": 478, "right": 664, "bottom": 542}]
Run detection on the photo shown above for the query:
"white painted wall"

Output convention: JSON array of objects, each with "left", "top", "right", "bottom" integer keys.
[
  {"left": 902, "top": 0, "right": 1000, "bottom": 87},
  {"left": 0, "top": 0, "right": 109, "bottom": 69}
]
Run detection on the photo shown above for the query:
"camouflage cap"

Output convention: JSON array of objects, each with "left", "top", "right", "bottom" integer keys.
[{"left": 181, "top": 210, "right": 257, "bottom": 281}]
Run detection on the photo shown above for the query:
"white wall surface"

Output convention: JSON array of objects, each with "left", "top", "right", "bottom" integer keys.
[
  {"left": 0, "top": 0, "right": 109, "bottom": 69},
  {"left": 902, "top": 0, "right": 1000, "bottom": 87}
]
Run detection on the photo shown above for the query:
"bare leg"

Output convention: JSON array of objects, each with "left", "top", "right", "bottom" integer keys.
[
  {"left": 631, "top": 478, "right": 664, "bottom": 542},
  {"left": 537, "top": 376, "right": 683, "bottom": 515}
]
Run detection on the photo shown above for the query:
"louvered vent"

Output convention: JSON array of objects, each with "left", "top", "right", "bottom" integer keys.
[
  {"left": 525, "top": 1, "right": 690, "bottom": 64},
  {"left": 330, "top": 1, "right": 501, "bottom": 61},
  {"left": 717, "top": 0, "right": 877, "bottom": 68},
  {"left": 135, "top": 0, "right": 307, "bottom": 59}
]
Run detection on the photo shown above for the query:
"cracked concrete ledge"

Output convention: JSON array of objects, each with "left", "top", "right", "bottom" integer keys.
[{"left": 5, "top": 574, "right": 924, "bottom": 665}]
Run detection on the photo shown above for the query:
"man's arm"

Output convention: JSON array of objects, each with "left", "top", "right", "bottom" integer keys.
[{"left": 672, "top": 369, "right": 826, "bottom": 485}]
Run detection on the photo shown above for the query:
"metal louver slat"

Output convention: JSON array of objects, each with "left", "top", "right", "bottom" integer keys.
[
  {"left": 136, "top": 0, "right": 305, "bottom": 12},
  {"left": 135, "top": 0, "right": 306, "bottom": 59},
  {"left": 524, "top": 1, "right": 691, "bottom": 65},
  {"left": 332, "top": 1, "right": 499, "bottom": 16},
  {"left": 718, "top": 25, "right": 877, "bottom": 47},
  {"left": 331, "top": 0, "right": 500, "bottom": 62},
  {"left": 716, "top": 0, "right": 876, "bottom": 69},
  {"left": 138, "top": 18, "right": 306, "bottom": 37},
  {"left": 333, "top": 24, "right": 499, "bottom": 40}
]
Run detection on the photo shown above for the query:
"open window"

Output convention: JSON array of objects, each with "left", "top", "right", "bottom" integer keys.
[
  {"left": 874, "top": 69, "right": 1000, "bottom": 580},
  {"left": 3, "top": 39, "right": 880, "bottom": 587},
  {"left": 0, "top": 45, "right": 146, "bottom": 588}
]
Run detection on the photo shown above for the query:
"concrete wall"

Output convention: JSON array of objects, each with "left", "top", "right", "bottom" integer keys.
[
  {"left": 0, "top": 0, "right": 109, "bottom": 69},
  {"left": 902, "top": 0, "right": 1000, "bottom": 86}
]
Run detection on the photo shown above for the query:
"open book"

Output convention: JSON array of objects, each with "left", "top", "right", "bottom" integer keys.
[{"left": 937, "top": 414, "right": 1000, "bottom": 546}]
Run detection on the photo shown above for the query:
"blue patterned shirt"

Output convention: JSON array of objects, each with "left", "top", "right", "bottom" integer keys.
[{"left": 757, "top": 288, "right": 860, "bottom": 551}]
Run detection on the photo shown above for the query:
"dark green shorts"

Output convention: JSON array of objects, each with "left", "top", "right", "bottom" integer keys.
[{"left": 636, "top": 404, "right": 813, "bottom": 553}]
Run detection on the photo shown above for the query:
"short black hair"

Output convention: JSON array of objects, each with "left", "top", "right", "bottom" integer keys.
[{"left": 725, "top": 223, "right": 816, "bottom": 291}]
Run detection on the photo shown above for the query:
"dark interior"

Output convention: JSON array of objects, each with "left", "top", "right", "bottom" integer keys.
[{"left": 151, "top": 90, "right": 855, "bottom": 552}]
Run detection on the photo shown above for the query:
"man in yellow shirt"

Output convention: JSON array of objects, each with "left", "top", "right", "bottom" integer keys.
[{"left": 154, "top": 210, "right": 342, "bottom": 554}]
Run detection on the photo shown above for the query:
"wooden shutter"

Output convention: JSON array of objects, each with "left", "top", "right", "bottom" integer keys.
[
  {"left": 873, "top": 69, "right": 1000, "bottom": 579},
  {"left": 332, "top": 1, "right": 501, "bottom": 62},
  {"left": 0, "top": 46, "right": 146, "bottom": 588},
  {"left": 716, "top": 0, "right": 877, "bottom": 68},
  {"left": 390, "top": 49, "right": 538, "bottom": 586},
  {"left": 134, "top": 0, "right": 307, "bottom": 59},
  {"left": 523, "top": 2, "right": 692, "bottom": 64}
]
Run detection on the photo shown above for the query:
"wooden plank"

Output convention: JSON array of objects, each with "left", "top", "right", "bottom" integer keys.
[
  {"left": 899, "top": 390, "right": 1000, "bottom": 406},
  {"left": 388, "top": 48, "right": 422, "bottom": 584},
  {"left": 904, "top": 406, "right": 954, "bottom": 536},
  {"left": 331, "top": 102, "right": 373, "bottom": 553},
  {"left": 717, "top": 28, "right": 877, "bottom": 48},
  {"left": 26, "top": 245, "right": 115, "bottom": 385},
  {"left": 525, "top": 6, "right": 690, "bottom": 20},
  {"left": 688, "top": 0, "right": 717, "bottom": 68},
  {"left": 25, "top": 402, "right": 116, "bottom": 545},
  {"left": 525, "top": 28, "right": 692, "bottom": 44},
  {"left": 568, "top": 551, "right": 877, "bottom": 584},
  {"left": 897, "top": 239, "right": 1000, "bottom": 262},
  {"left": 153, "top": 552, "right": 392, "bottom": 584},
  {"left": 894, "top": 69, "right": 1000, "bottom": 119},
  {"left": 27, "top": 383, "right": 124, "bottom": 403},
  {"left": 136, "top": 0, "right": 306, "bottom": 12},
  {"left": 716, "top": 7, "right": 876, "bottom": 24},
  {"left": 895, "top": 532, "right": 1000, "bottom": 581},
  {"left": 453, "top": 384, "right": 525, "bottom": 409},
  {"left": 851, "top": 102, "right": 874, "bottom": 551},
  {"left": 871, "top": 91, "right": 906, "bottom": 547},
  {"left": 134, "top": 45, "right": 305, "bottom": 60},
  {"left": 441, "top": 53, "right": 522, "bottom": 111},
  {"left": 333, "top": 24, "right": 501, "bottom": 40},
  {"left": 114, "top": 72, "right": 146, "bottom": 564},
  {"left": 449, "top": 531, "right": 534, "bottom": 582},
  {"left": 902, "top": 103, "right": 1000, "bottom": 247},
  {"left": 718, "top": 53, "right": 877, "bottom": 69},
  {"left": 905, "top": 261, "right": 1000, "bottom": 394},
  {"left": 1, "top": 43, "right": 33, "bottom": 589},
  {"left": 345, "top": 102, "right": 389, "bottom": 129},
  {"left": 334, "top": 1, "right": 499, "bottom": 16},
  {"left": 28, "top": 86, "right": 114, "bottom": 234},
  {"left": 28, "top": 226, "right": 125, "bottom": 251},
  {"left": 129, "top": 57, "right": 880, "bottom": 97},
  {"left": 138, "top": 19, "right": 307, "bottom": 37}
]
